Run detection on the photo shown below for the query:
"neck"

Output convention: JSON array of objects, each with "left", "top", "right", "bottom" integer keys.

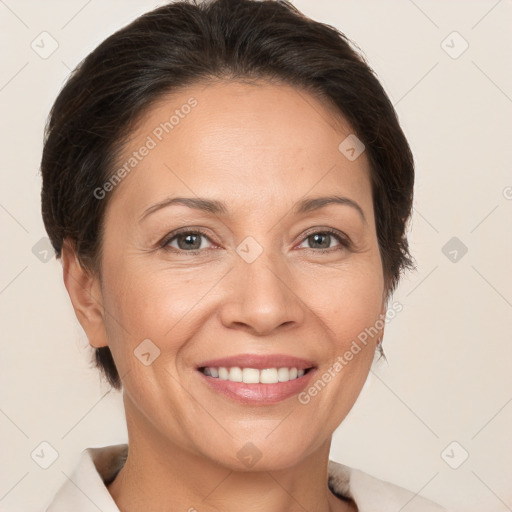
[{"left": 107, "top": 400, "right": 356, "bottom": 512}]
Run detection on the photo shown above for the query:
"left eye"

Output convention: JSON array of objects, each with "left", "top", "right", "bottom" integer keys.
[{"left": 297, "top": 230, "right": 348, "bottom": 252}]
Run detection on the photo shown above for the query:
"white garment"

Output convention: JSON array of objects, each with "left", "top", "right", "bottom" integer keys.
[{"left": 45, "top": 444, "right": 448, "bottom": 511}]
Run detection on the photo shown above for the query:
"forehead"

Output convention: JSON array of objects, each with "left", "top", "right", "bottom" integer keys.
[{"left": 107, "top": 80, "right": 373, "bottom": 220}]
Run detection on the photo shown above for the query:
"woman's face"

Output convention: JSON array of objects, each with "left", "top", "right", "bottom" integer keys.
[{"left": 94, "top": 80, "right": 386, "bottom": 470}]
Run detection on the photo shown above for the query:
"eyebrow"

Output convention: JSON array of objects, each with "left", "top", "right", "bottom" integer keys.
[{"left": 139, "top": 194, "right": 366, "bottom": 223}]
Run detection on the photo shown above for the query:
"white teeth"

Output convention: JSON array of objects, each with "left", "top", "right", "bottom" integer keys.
[
  {"left": 202, "top": 366, "right": 308, "bottom": 383},
  {"left": 260, "top": 368, "right": 279, "bottom": 383},
  {"left": 277, "top": 367, "right": 289, "bottom": 382},
  {"left": 242, "top": 368, "right": 260, "bottom": 383},
  {"left": 229, "top": 367, "right": 243, "bottom": 382}
]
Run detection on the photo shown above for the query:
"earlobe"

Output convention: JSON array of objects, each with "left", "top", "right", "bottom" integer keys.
[{"left": 61, "top": 239, "right": 109, "bottom": 348}]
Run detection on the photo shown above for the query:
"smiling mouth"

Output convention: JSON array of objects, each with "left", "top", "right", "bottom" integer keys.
[{"left": 199, "top": 366, "right": 314, "bottom": 384}]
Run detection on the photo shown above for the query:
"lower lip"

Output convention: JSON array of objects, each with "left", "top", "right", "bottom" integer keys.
[{"left": 197, "top": 369, "right": 316, "bottom": 405}]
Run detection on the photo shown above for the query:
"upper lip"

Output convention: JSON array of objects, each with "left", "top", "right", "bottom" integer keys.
[{"left": 196, "top": 354, "right": 316, "bottom": 371}]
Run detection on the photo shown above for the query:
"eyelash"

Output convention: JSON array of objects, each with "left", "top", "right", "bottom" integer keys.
[{"left": 159, "top": 227, "right": 352, "bottom": 256}]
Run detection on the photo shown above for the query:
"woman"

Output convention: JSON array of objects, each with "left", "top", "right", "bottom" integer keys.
[{"left": 41, "top": 0, "right": 448, "bottom": 510}]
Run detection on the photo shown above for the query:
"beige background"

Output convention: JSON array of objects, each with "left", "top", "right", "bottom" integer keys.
[{"left": 1, "top": 1, "right": 511, "bottom": 511}]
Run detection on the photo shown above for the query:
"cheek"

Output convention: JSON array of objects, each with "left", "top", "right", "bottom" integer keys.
[
  {"left": 300, "top": 258, "right": 385, "bottom": 345},
  {"left": 98, "top": 265, "right": 197, "bottom": 414},
  {"left": 99, "top": 255, "right": 227, "bottom": 371}
]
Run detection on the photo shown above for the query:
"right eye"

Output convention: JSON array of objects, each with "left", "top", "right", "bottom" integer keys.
[{"left": 160, "top": 228, "right": 217, "bottom": 254}]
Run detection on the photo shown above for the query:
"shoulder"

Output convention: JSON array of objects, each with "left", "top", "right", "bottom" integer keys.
[
  {"left": 44, "top": 444, "right": 127, "bottom": 512},
  {"left": 328, "top": 459, "right": 449, "bottom": 512}
]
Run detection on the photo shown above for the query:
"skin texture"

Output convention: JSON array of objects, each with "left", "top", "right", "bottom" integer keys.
[{"left": 62, "top": 80, "right": 387, "bottom": 512}]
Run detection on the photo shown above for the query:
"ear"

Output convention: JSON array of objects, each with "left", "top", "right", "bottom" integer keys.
[{"left": 61, "top": 239, "right": 108, "bottom": 348}]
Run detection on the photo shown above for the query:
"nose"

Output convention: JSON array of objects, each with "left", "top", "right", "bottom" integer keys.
[{"left": 218, "top": 251, "right": 305, "bottom": 336}]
